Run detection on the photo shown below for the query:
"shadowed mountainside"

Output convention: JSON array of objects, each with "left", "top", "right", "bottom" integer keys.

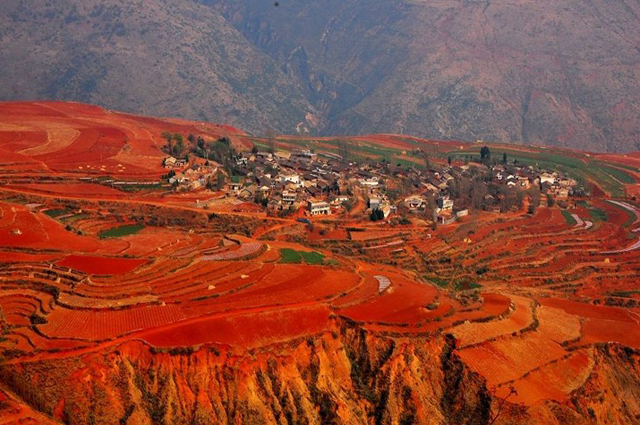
[
  {"left": 0, "top": 0, "right": 317, "bottom": 134},
  {"left": 208, "top": 0, "right": 640, "bottom": 152},
  {"left": 0, "top": 0, "right": 639, "bottom": 152}
]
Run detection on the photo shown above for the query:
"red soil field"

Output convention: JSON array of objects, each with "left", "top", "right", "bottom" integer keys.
[
  {"left": 536, "top": 306, "right": 581, "bottom": 344},
  {"left": 538, "top": 298, "right": 637, "bottom": 323},
  {"left": 457, "top": 334, "right": 568, "bottom": 388},
  {"left": 479, "top": 293, "right": 511, "bottom": 316},
  {"left": 186, "top": 265, "right": 359, "bottom": 315},
  {"left": 0, "top": 101, "right": 242, "bottom": 177},
  {"left": 1, "top": 101, "right": 640, "bottom": 415},
  {"left": 579, "top": 318, "right": 640, "bottom": 348},
  {"left": 56, "top": 255, "right": 148, "bottom": 275},
  {"left": 40, "top": 304, "right": 186, "bottom": 341},
  {"left": 141, "top": 305, "right": 331, "bottom": 348},
  {"left": 10, "top": 183, "right": 125, "bottom": 197},
  {"left": 0, "top": 251, "right": 61, "bottom": 263},
  {"left": 339, "top": 271, "right": 439, "bottom": 325},
  {"left": 0, "top": 203, "right": 100, "bottom": 252},
  {"left": 450, "top": 295, "right": 533, "bottom": 347},
  {"left": 498, "top": 349, "right": 594, "bottom": 405}
]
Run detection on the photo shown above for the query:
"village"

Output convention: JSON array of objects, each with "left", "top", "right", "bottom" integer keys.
[{"left": 159, "top": 138, "right": 583, "bottom": 226}]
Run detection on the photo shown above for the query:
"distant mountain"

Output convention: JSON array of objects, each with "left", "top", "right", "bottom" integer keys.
[
  {"left": 1, "top": 0, "right": 639, "bottom": 152},
  {"left": 0, "top": 0, "right": 316, "bottom": 134},
  {"left": 207, "top": 0, "right": 640, "bottom": 152}
]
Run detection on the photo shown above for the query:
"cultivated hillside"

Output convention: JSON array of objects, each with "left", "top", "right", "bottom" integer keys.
[{"left": 0, "top": 102, "right": 640, "bottom": 423}]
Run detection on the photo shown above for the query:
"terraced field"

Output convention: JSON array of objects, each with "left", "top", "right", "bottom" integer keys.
[{"left": 0, "top": 103, "right": 638, "bottom": 421}]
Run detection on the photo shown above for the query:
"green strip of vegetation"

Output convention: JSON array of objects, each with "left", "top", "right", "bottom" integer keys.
[
  {"left": 44, "top": 208, "right": 71, "bottom": 218},
  {"left": 427, "top": 277, "right": 449, "bottom": 288},
  {"left": 588, "top": 207, "right": 608, "bottom": 222},
  {"left": 299, "top": 251, "right": 325, "bottom": 265},
  {"left": 98, "top": 224, "right": 145, "bottom": 239},
  {"left": 607, "top": 203, "right": 636, "bottom": 227},
  {"left": 561, "top": 209, "right": 577, "bottom": 226},
  {"left": 116, "top": 184, "right": 164, "bottom": 192},
  {"left": 607, "top": 290, "right": 640, "bottom": 298},
  {"left": 279, "top": 248, "right": 327, "bottom": 265},
  {"left": 595, "top": 163, "right": 636, "bottom": 184},
  {"left": 60, "top": 213, "right": 90, "bottom": 223},
  {"left": 575, "top": 201, "right": 607, "bottom": 222}
]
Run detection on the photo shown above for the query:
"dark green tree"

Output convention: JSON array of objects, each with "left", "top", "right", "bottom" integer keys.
[{"left": 480, "top": 146, "right": 491, "bottom": 161}]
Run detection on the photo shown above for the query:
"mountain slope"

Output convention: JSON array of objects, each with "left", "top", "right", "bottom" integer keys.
[
  {"left": 1, "top": 0, "right": 639, "bottom": 151},
  {"left": 0, "top": 0, "right": 316, "bottom": 134},
  {"left": 208, "top": 0, "right": 640, "bottom": 152}
]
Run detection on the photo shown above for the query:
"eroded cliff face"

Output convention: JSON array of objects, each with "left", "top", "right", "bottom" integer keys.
[{"left": 0, "top": 321, "right": 638, "bottom": 425}]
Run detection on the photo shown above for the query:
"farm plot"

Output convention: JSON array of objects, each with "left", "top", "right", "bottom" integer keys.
[
  {"left": 19, "top": 125, "right": 81, "bottom": 156},
  {"left": 579, "top": 317, "right": 640, "bottom": 348},
  {"left": 98, "top": 224, "right": 145, "bottom": 239},
  {"left": 539, "top": 298, "right": 636, "bottom": 323},
  {"left": 83, "top": 258, "right": 188, "bottom": 292},
  {"left": 457, "top": 334, "right": 568, "bottom": 388},
  {"left": 607, "top": 200, "right": 640, "bottom": 229},
  {"left": 0, "top": 203, "right": 99, "bottom": 252},
  {"left": 0, "top": 250, "right": 60, "bottom": 263},
  {"left": 158, "top": 262, "right": 272, "bottom": 303},
  {"left": 11, "top": 183, "right": 124, "bottom": 198},
  {"left": 141, "top": 305, "right": 331, "bottom": 348},
  {"left": 478, "top": 293, "right": 511, "bottom": 316},
  {"left": 279, "top": 248, "right": 326, "bottom": 265},
  {"left": 536, "top": 306, "right": 581, "bottom": 344},
  {"left": 561, "top": 209, "right": 577, "bottom": 226},
  {"left": 201, "top": 242, "right": 265, "bottom": 261},
  {"left": 57, "top": 292, "right": 158, "bottom": 309},
  {"left": 56, "top": 255, "right": 147, "bottom": 275},
  {"left": 0, "top": 297, "right": 40, "bottom": 326},
  {"left": 75, "top": 259, "right": 232, "bottom": 302},
  {"left": 339, "top": 272, "right": 440, "bottom": 326},
  {"left": 43, "top": 208, "right": 71, "bottom": 218},
  {"left": 11, "top": 327, "right": 90, "bottom": 352},
  {"left": 40, "top": 304, "right": 186, "bottom": 341},
  {"left": 182, "top": 265, "right": 358, "bottom": 317},
  {"left": 449, "top": 295, "right": 534, "bottom": 348},
  {"left": 349, "top": 230, "right": 402, "bottom": 241},
  {"left": 332, "top": 273, "right": 380, "bottom": 308},
  {"left": 374, "top": 275, "right": 391, "bottom": 293},
  {"left": 497, "top": 349, "right": 595, "bottom": 405}
]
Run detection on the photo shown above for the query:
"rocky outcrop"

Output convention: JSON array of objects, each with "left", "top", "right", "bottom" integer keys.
[{"left": 0, "top": 321, "right": 638, "bottom": 424}]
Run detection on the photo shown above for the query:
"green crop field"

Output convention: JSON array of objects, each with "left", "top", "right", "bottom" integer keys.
[
  {"left": 280, "top": 248, "right": 326, "bottom": 265},
  {"left": 588, "top": 207, "right": 608, "bottom": 222},
  {"left": 561, "top": 210, "right": 577, "bottom": 226},
  {"left": 427, "top": 277, "right": 449, "bottom": 288},
  {"left": 44, "top": 208, "right": 71, "bottom": 218},
  {"left": 299, "top": 251, "right": 325, "bottom": 265},
  {"left": 595, "top": 164, "right": 636, "bottom": 184},
  {"left": 60, "top": 213, "right": 90, "bottom": 223},
  {"left": 280, "top": 248, "right": 302, "bottom": 263},
  {"left": 98, "top": 224, "right": 145, "bottom": 239},
  {"left": 577, "top": 201, "right": 608, "bottom": 222}
]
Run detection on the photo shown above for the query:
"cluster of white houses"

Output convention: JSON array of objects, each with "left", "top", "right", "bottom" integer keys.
[{"left": 162, "top": 145, "right": 580, "bottom": 222}]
